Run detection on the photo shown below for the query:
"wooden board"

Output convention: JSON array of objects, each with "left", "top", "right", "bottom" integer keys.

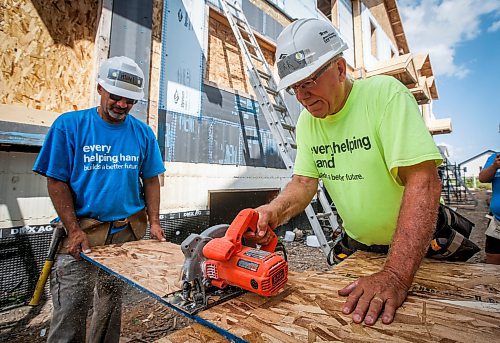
[
  {"left": 157, "top": 323, "right": 228, "bottom": 343},
  {"left": 333, "top": 252, "right": 500, "bottom": 305},
  {"left": 82, "top": 240, "right": 184, "bottom": 296},
  {"left": 84, "top": 241, "right": 500, "bottom": 342}
]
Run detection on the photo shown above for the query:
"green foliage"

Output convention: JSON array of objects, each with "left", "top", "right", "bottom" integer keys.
[
  {"left": 477, "top": 182, "right": 492, "bottom": 190},
  {"left": 464, "top": 177, "right": 492, "bottom": 190}
]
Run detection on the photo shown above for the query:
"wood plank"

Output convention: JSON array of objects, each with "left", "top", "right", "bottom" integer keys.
[
  {"left": 84, "top": 241, "right": 500, "bottom": 342},
  {"left": 333, "top": 252, "right": 500, "bottom": 305},
  {"left": 84, "top": 240, "right": 184, "bottom": 296},
  {"left": 194, "top": 271, "right": 500, "bottom": 342},
  {"left": 157, "top": 323, "right": 227, "bottom": 343}
]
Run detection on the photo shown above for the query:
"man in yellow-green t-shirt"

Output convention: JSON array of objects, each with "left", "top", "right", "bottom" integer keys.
[{"left": 247, "top": 19, "right": 443, "bottom": 326}]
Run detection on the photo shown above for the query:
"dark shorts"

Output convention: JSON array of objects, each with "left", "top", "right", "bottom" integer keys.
[{"left": 485, "top": 235, "right": 500, "bottom": 254}]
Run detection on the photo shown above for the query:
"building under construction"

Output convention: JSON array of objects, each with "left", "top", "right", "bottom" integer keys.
[{"left": 1, "top": 0, "right": 454, "bottom": 310}]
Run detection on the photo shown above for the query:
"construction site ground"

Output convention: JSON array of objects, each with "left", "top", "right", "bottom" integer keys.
[{"left": 0, "top": 190, "right": 492, "bottom": 342}]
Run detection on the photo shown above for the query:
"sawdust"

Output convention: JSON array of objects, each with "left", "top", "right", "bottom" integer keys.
[{"left": 0, "top": 190, "right": 491, "bottom": 342}]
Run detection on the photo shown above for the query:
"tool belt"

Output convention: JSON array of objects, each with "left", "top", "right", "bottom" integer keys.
[
  {"left": 57, "top": 208, "right": 147, "bottom": 254},
  {"left": 427, "top": 204, "right": 479, "bottom": 261},
  {"left": 331, "top": 204, "right": 479, "bottom": 264}
]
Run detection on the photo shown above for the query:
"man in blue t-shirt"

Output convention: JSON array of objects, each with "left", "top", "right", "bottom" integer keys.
[
  {"left": 479, "top": 152, "right": 500, "bottom": 264},
  {"left": 33, "top": 56, "right": 166, "bottom": 343}
]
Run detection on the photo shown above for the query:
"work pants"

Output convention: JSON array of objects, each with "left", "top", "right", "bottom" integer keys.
[
  {"left": 47, "top": 254, "right": 123, "bottom": 343},
  {"left": 46, "top": 218, "right": 144, "bottom": 342}
]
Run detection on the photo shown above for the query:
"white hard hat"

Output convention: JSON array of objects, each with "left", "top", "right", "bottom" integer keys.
[
  {"left": 97, "top": 56, "right": 145, "bottom": 100},
  {"left": 275, "top": 18, "right": 348, "bottom": 91}
]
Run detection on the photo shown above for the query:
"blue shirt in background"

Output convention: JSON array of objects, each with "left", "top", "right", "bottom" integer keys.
[{"left": 483, "top": 152, "right": 500, "bottom": 219}]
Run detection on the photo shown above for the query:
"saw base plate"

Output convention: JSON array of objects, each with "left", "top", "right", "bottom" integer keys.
[{"left": 163, "top": 285, "right": 245, "bottom": 315}]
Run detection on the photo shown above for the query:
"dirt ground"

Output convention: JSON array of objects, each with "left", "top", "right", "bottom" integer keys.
[{"left": 0, "top": 190, "right": 492, "bottom": 342}]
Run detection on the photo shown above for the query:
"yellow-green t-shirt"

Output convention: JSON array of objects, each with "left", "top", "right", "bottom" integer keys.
[{"left": 294, "top": 75, "right": 443, "bottom": 245}]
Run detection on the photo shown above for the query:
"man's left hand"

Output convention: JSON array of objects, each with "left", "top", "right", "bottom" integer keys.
[
  {"left": 338, "top": 269, "right": 410, "bottom": 325},
  {"left": 150, "top": 223, "right": 166, "bottom": 242}
]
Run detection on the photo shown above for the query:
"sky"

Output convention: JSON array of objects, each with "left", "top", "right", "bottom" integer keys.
[{"left": 398, "top": 0, "right": 500, "bottom": 163}]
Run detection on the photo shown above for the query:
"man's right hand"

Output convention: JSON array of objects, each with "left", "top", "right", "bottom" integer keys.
[
  {"left": 243, "top": 205, "right": 279, "bottom": 246},
  {"left": 67, "top": 229, "right": 91, "bottom": 260}
]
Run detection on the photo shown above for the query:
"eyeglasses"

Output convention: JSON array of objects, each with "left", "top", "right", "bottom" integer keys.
[
  {"left": 285, "top": 60, "right": 335, "bottom": 96},
  {"left": 109, "top": 93, "right": 138, "bottom": 105}
]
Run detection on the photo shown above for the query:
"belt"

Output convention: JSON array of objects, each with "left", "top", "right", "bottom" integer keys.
[{"left": 343, "top": 234, "right": 389, "bottom": 254}]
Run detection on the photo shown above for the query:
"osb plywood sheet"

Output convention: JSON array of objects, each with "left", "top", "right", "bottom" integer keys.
[
  {"left": 85, "top": 241, "right": 500, "bottom": 342},
  {"left": 158, "top": 323, "right": 227, "bottom": 343},
  {"left": 193, "top": 271, "right": 500, "bottom": 342},
  {"left": 334, "top": 252, "right": 500, "bottom": 304},
  {"left": 84, "top": 240, "right": 185, "bottom": 295},
  {"left": 206, "top": 15, "right": 275, "bottom": 97},
  {"left": 1, "top": 0, "right": 98, "bottom": 113}
]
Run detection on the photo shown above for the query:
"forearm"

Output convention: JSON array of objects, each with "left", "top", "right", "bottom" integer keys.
[
  {"left": 47, "top": 177, "right": 80, "bottom": 233},
  {"left": 384, "top": 164, "right": 441, "bottom": 287},
  {"left": 478, "top": 164, "right": 498, "bottom": 183},
  {"left": 268, "top": 175, "right": 318, "bottom": 226},
  {"left": 143, "top": 176, "right": 161, "bottom": 226}
]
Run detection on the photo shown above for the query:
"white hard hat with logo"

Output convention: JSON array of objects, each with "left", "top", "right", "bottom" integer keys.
[
  {"left": 275, "top": 18, "right": 348, "bottom": 91},
  {"left": 98, "top": 56, "right": 145, "bottom": 100}
]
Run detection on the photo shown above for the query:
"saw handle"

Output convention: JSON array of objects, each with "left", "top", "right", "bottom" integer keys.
[
  {"left": 226, "top": 208, "right": 277, "bottom": 253},
  {"left": 203, "top": 208, "right": 277, "bottom": 261}
]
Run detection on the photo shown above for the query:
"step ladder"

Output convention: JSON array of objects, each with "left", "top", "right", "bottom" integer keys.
[{"left": 219, "top": 0, "right": 341, "bottom": 264}]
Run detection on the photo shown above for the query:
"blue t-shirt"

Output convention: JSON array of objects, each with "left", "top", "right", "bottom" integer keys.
[
  {"left": 33, "top": 107, "right": 166, "bottom": 221},
  {"left": 483, "top": 152, "right": 500, "bottom": 219}
]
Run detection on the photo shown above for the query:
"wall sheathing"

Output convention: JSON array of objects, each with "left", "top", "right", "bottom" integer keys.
[
  {"left": 155, "top": 0, "right": 291, "bottom": 215},
  {"left": 206, "top": 10, "right": 276, "bottom": 97},
  {"left": 1, "top": 0, "right": 98, "bottom": 114},
  {"left": 362, "top": 0, "right": 397, "bottom": 48},
  {"left": 148, "top": 0, "right": 164, "bottom": 134}
]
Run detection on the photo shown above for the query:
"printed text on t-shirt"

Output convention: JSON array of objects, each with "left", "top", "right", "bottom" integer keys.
[
  {"left": 82, "top": 145, "right": 139, "bottom": 171},
  {"left": 311, "top": 135, "right": 371, "bottom": 169}
]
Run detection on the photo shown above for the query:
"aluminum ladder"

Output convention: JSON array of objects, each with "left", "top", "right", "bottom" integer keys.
[{"left": 219, "top": 0, "right": 341, "bottom": 264}]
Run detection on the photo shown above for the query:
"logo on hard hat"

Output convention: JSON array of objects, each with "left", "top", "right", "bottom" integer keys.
[
  {"left": 107, "top": 69, "right": 143, "bottom": 87},
  {"left": 277, "top": 50, "right": 309, "bottom": 78},
  {"left": 319, "top": 30, "right": 337, "bottom": 44}
]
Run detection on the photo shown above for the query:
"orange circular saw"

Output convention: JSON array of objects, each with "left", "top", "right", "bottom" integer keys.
[
  {"left": 203, "top": 208, "right": 288, "bottom": 296},
  {"left": 164, "top": 208, "right": 288, "bottom": 314}
]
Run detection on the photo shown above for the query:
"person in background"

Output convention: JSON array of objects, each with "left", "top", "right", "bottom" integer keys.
[
  {"left": 479, "top": 152, "right": 500, "bottom": 264},
  {"left": 33, "top": 56, "right": 166, "bottom": 342},
  {"left": 247, "top": 18, "right": 442, "bottom": 326}
]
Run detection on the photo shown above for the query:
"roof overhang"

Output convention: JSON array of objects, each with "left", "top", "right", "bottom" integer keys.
[
  {"left": 384, "top": 0, "right": 410, "bottom": 54},
  {"left": 366, "top": 54, "right": 440, "bottom": 104},
  {"left": 414, "top": 53, "right": 439, "bottom": 100},
  {"left": 413, "top": 53, "right": 434, "bottom": 77},
  {"left": 410, "top": 76, "right": 432, "bottom": 105},
  {"left": 426, "top": 76, "right": 439, "bottom": 99},
  {"left": 366, "top": 53, "right": 418, "bottom": 86},
  {"left": 428, "top": 118, "right": 452, "bottom": 135}
]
